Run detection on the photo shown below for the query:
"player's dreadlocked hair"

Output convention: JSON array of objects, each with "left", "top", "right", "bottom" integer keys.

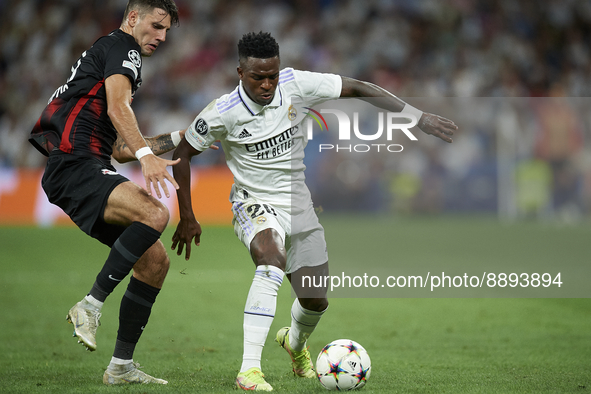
[
  {"left": 124, "top": 0, "right": 180, "bottom": 27},
  {"left": 238, "top": 32, "right": 280, "bottom": 61}
]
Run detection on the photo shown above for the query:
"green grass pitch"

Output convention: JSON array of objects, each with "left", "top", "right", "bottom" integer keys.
[{"left": 0, "top": 215, "right": 589, "bottom": 393}]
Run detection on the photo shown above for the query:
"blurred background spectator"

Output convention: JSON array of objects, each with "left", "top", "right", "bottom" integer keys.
[{"left": 1, "top": 0, "right": 590, "bottom": 221}]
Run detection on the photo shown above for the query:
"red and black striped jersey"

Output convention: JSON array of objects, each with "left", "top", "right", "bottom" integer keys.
[{"left": 29, "top": 29, "right": 143, "bottom": 163}]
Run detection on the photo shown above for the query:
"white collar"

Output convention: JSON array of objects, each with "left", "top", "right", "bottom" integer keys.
[{"left": 238, "top": 81, "right": 283, "bottom": 115}]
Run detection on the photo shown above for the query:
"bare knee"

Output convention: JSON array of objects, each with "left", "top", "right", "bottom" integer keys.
[
  {"left": 250, "top": 229, "right": 286, "bottom": 271},
  {"left": 288, "top": 262, "right": 329, "bottom": 308},
  {"left": 131, "top": 198, "right": 170, "bottom": 232},
  {"left": 104, "top": 183, "right": 171, "bottom": 231},
  {"left": 299, "top": 297, "right": 328, "bottom": 312},
  {"left": 143, "top": 201, "right": 170, "bottom": 232}
]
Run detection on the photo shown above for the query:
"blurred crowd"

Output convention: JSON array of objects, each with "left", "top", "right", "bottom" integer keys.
[{"left": 1, "top": 0, "right": 590, "bottom": 218}]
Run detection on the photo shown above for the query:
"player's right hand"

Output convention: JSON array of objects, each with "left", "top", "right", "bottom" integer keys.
[
  {"left": 418, "top": 113, "right": 457, "bottom": 143},
  {"left": 139, "top": 154, "right": 180, "bottom": 198},
  {"left": 172, "top": 218, "right": 202, "bottom": 260}
]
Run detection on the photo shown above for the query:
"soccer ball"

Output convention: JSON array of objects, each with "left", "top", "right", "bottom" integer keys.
[{"left": 316, "top": 339, "right": 371, "bottom": 390}]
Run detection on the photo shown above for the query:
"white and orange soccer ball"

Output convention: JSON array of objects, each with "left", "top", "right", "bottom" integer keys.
[{"left": 316, "top": 339, "right": 371, "bottom": 391}]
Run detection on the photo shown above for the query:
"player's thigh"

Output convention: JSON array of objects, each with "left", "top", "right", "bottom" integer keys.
[
  {"left": 103, "top": 181, "right": 170, "bottom": 231},
  {"left": 232, "top": 200, "right": 287, "bottom": 268},
  {"left": 287, "top": 207, "right": 328, "bottom": 274},
  {"left": 41, "top": 154, "right": 128, "bottom": 244},
  {"left": 250, "top": 228, "right": 287, "bottom": 269},
  {"left": 132, "top": 240, "right": 170, "bottom": 288}
]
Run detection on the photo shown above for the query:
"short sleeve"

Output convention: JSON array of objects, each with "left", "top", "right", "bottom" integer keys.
[
  {"left": 104, "top": 38, "right": 142, "bottom": 90},
  {"left": 185, "top": 99, "right": 226, "bottom": 151},
  {"left": 292, "top": 69, "right": 342, "bottom": 100}
]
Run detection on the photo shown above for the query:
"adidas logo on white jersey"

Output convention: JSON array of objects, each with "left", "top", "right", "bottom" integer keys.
[{"left": 238, "top": 128, "right": 252, "bottom": 139}]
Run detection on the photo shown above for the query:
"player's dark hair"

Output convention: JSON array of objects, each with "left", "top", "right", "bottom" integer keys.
[
  {"left": 124, "top": 0, "right": 179, "bottom": 26},
  {"left": 238, "top": 32, "right": 280, "bottom": 61}
]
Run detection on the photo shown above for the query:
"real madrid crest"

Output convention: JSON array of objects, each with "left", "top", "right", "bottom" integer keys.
[
  {"left": 288, "top": 104, "right": 297, "bottom": 121},
  {"left": 256, "top": 216, "right": 267, "bottom": 224}
]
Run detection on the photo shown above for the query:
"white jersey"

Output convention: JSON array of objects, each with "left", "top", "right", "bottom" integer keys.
[{"left": 185, "top": 68, "right": 342, "bottom": 212}]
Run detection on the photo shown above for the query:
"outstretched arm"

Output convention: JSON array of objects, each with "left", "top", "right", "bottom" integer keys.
[
  {"left": 340, "top": 76, "right": 457, "bottom": 143},
  {"left": 171, "top": 138, "right": 203, "bottom": 260}
]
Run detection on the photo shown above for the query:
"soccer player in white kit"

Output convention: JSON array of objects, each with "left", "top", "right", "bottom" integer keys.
[{"left": 172, "top": 32, "right": 457, "bottom": 391}]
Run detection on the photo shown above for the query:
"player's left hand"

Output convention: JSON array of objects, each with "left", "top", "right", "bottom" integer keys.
[
  {"left": 418, "top": 113, "right": 457, "bottom": 143},
  {"left": 171, "top": 218, "right": 202, "bottom": 260},
  {"left": 139, "top": 154, "right": 180, "bottom": 198}
]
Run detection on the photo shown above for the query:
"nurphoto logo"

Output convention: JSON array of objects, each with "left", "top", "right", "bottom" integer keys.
[{"left": 302, "top": 104, "right": 419, "bottom": 153}]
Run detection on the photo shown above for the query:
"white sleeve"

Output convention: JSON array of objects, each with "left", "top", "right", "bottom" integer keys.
[
  {"left": 185, "top": 99, "right": 226, "bottom": 151},
  {"left": 292, "top": 69, "right": 342, "bottom": 100}
]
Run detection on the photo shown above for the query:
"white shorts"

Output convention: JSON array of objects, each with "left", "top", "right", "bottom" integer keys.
[{"left": 231, "top": 197, "right": 328, "bottom": 274}]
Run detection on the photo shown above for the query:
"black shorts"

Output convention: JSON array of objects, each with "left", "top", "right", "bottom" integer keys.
[{"left": 42, "top": 151, "right": 129, "bottom": 247}]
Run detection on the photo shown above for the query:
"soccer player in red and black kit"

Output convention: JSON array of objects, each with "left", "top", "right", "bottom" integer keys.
[{"left": 29, "top": 0, "right": 182, "bottom": 385}]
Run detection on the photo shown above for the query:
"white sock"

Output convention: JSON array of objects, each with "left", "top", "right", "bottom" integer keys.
[
  {"left": 108, "top": 357, "right": 133, "bottom": 372},
  {"left": 240, "top": 265, "right": 284, "bottom": 372},
  {"left": 84, "top": 294, "right": 104, "bottom": 310},
  {"left": 289, "top": 299, "right": 327, "bottom": 352}
]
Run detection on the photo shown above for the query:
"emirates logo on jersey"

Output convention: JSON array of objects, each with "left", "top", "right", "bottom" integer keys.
[
  {"left": 245, "top": 125, "right": 298, "bottom": 160},
  {"left": 128, "top": 50, "right": 141, "bottom": 68}
]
